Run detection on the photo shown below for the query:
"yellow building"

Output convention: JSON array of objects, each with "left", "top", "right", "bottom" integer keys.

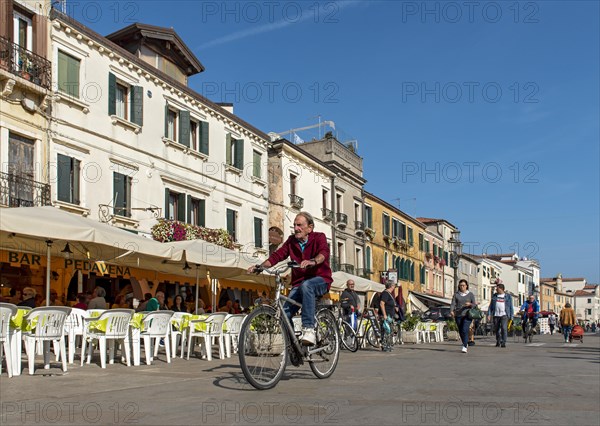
[
  {"left": 364, "top": 192, "right": 426, "bottom": 302},
  {"left": 539, "top": 279, "right": 556, "bottom": 312}
]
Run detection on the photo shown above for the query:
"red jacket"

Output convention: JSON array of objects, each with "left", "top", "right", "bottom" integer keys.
[{"left": 267, "top": 231, "right": 333, "bottom": 289}]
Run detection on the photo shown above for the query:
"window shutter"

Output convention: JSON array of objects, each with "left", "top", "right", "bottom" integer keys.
[
  {"left": 73, "top": 158, "right": 81, "bottom": 205},
  {"left": 164, "top": 188, "right": 170, "bottom": 219},
  {"left": 179, "top": 110, "right": 190, "bottom": 147},
  {"left": 66, "top": 55, "right": 79, "bottom": 98},
  {"left": 235, "top": 139, "right": 244, "bottom": 169},
  {"left": 198, "top": 199, "right": 205, "bottom": 227},
  {"left": 254, "top": 217, "right": 263, "bottom": 248},
  {"left": 125, "top": 176, "right": 132, "bottom": 217},
  {"left": 0, "top": 0, "right": 14, "bottom": 40},
  {"left": 187, "top": 195, "right": 193, "bottom": 224},
  {"left": 33, "top": 14, "right": 47, "bottom": 57},
  {"left": 57, "top": 154, "right": 70, "bottom": 202},
  {"left": 226, "top": 209, "right": 235, "bottom": 238},
  {"left": 130, "top": 85, "right": 143, "bottom": 126},
  {"left": 199, "top": 121, "right": 209, "bottom": 154},
  {"left": 164, "top": 103, "right": 169, "bottom": 138},
  {"left": 177, "top": 193, "right": 186, "bottom": 222},
  {"left": 108, "top": 72, "right": 116, "bottom": 115},
  {"left": 113, "top": 173, "right": 123, "bottom": 216},
  {"left": 57, "top": 51, "right": 68, "bottom": 94},
  {"left": 226, "top": 134, "right": 232, "bottom": 165}
]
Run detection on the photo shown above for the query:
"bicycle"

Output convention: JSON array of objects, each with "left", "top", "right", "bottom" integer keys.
[
  {"left": 238, "top": 262, "right": 340, "bottom": 390},
  {"left": 334, "top": 304, "right": 359, "bottom": 352},
  {"left": 350, "top": 308, "right": 382, "bottom": 349},
  {"left": 522, "top": 313, "right": 537, "bottom": 343}
]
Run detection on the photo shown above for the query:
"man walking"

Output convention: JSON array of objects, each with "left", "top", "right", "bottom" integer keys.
[
  {"left": 487, "top": 282, "right": 514, "bottom": 348},
  {"left": 560, "top": 303, "right": 576, "bottom": 343},
  {"left": 548, "top": 313, "right": 557, "bottom": 335},
  {"left": 340, "top": 279, "right": 360, "bottom": 328}
]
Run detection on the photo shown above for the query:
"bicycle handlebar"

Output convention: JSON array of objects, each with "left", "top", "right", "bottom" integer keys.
[{"left": 252, "top": 261, "right": 299, "bottom": 275}]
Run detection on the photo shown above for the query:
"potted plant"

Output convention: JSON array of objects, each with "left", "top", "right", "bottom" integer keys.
[
  {"left": 364, "top": 228, "right": 376, "bottom": 240},
  {"left": 439, "top": 258, "right": 446, "bottom": 267},
  {"left": 401, "top": 314, "right": 420, "bottom": 343},
  {"left": 425, "top": 252, "right": 433, "bottom": 261},
  {"left": 246, "top": 308, "right": 285, "bottom": 355},
  {"left": 445, "top": 319, "right": 459, "bottom": 341}
]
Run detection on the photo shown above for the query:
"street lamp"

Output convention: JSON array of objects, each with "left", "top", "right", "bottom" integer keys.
[{"left": 449, "top": 230, "right": 463, "bottom": 294}]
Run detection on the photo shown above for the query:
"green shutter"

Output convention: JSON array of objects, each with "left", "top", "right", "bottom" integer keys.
[
  {"left": 199, "top": 121, "right": 209, "bottom": 154},
  {"left": 164, "top": 188, "right": 170, "bottom": 219},
  {"left": 253, "top": 151, "right": 261, "bottom": 178},
  {"left": 226, "top": 209, "right": 235, "bottom": 239},
  {"left": 113, "top": 173, "right": 123, "bottom": 216},
  {"left": 164, "top": 103, "right": 169, "bottom": 138},
  {"left": 108, "top": 72, "right": 116, "bottom": 116},
  {"left": 57, "top": 51, "right": 68, "bottom": 95},
  {"left": 408, "top": 228, "right": 413, "bottom": 245},
  {"left": 254, "top": 217, "right": 263, "bottom": 248},
  {"left": 57, "top": 154, "right": 70, "bottom": 202},
  {"left": 226, "top": 134, "right": 232, "bottom": 165},
  {"left": 187, "top": 195, "right": 193, "bottom": 224},
  {"left": 418, "top": 233, "right": 423, "bottom": 251},
  {"left": 73, "top": 158, "right": 80, "bottom": 204},
  {"left": 198, "top": 199, "right": 205, "bottom": 227},
  {"left": 179, "top": 110, "right": 190, "bottom": 147},
  {"left": 235, "top": 139, "right": 244, "bottom": 169},
  {"left": 130, "top": 85, "right": 143, "bottom": 126},
  {"left": 177, "top": 193, "right": 186, "bottom": 222}
]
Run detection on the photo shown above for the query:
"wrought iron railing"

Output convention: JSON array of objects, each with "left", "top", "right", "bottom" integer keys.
[
  {"left": 321, "top": 207, "right": 333, "bottom": 222},
  {"left": 0, "top": 171, "right": 51, "bottom": 207},
  {"left": 289, "top": 194, "right": 304, "bottom": 209},
  {"left": 336, "top": 212, "right": 348, "bottom": 226},
  {"left": 0, "top": 36, "right": 51, "bottom": 90}
]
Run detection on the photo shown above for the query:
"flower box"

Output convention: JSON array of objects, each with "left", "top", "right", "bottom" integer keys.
[
  {"left": 403, "top": 330, "right": 419, "bottom": 344},
  {"left": 446, "top": 331, "right": 460, "bottom": 341}
]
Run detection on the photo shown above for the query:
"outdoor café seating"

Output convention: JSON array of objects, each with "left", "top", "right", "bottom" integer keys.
[
  {"left": 187, "top": 312, "right": 227, "bottom": 361},
  {"left": 81, "top": 309, "right": 134, "bottom": 368},
  {"left": 0, "top": 302, "right": 17, "bottom": 377}
]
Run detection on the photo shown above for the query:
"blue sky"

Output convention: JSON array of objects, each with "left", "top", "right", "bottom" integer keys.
[{"left": 67, "top": 1, "right": 599, "bottom": 282}]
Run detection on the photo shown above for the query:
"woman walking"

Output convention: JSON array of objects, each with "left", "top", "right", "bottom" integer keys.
[
  {"left": 450, "top": 279, "right": 477, "bottom": 353},
  {"left": 560, "top": 303, "right": 576, "bottom": 343}
]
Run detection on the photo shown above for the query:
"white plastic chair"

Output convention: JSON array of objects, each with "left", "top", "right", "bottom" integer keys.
[
  {"left": 0, "top": 303, "right": 18, "bottom": 377},
  {"left": 435, "top": 321, "right": 446, "bottom": 342},
  {"left": 139, "top": 311, "right": 174, "bottom": 365},
  {"left": 187, "top": 313, "right": 227, "bottom": 361},
  {"left": 223, "top": 314, "right": 245, "bottom": 358},
  {"left": 22, "top": 307, "right": 71, "bottom": 375},
  {"left": 81, "top": 309, "right": 133, "bottom": 368},
  {"left": 171, "top": 312, "right": 191, "bottom": 359},
  {"left": 64, "top": 308, "right": 89, "bottom": 364},
  {"left": 416, "top": 322, "right": 430, "bottom": 343}
]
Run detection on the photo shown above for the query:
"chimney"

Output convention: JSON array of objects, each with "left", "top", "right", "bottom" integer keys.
[{"left": 217, "top": 102, "right": 233, "bottom": 114}]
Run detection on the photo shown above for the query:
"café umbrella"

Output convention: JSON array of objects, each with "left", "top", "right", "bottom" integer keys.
[{"left": 0, "top": 206, "right": 173, "bottom": 306}]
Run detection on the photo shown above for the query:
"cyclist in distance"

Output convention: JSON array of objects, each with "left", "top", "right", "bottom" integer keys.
[
  {"left": 248, "top": 212, "right": 332, "bottom": 346},
  {"left": 520, "top": 294, "right": 540, "bottom": 336}
]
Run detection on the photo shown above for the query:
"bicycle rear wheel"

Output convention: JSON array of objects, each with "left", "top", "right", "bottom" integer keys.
[
  {"left": 340, "top": 321, "right": 358, "bottom": 352},
  {"left": 238, "top": 306, "right": 288, "bottom": 390},
  {"left": 366, "top": 323, "right": 380, "bottom": 348},
  {"left": 309, "top": 309, "right": 340, "bottom": 379}
]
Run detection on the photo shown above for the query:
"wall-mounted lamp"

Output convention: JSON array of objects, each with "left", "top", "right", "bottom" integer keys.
[{"left": 61, "top": 243, "right": 73, "bottom": 259}]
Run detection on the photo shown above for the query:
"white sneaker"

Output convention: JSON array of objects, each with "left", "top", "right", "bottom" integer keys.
[
  {"left": 461, "top": 346, "right": 467, "bottom": 353},
  {"left": 301, "top": 327, "right": 316, "bottom": 346}
]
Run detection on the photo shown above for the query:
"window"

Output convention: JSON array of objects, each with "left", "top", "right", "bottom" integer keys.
[
  {"left": 252, "top": 150, "right": 262, "bottom": 179},
  {"left": 588, "top": 298, "right": 592, "bottom": 304},
  {"left": 418, "top": 233, "right": 424, "bottom": 251},
  {"left": 188, "top": 197, "right": 205, "bottom": 227},
  {"left": 115, "top": 83, "right": 128, "bottom": 120},
  {"left": 424, "top": 239, "right": 430, "bottom": 253},
  {"left": 420, "top": 265, "right": 425, "bottom": 284},
  {"left": 355, "top": 247, "right": 362, "bottom": 270},
  {"left": 392, "top": 218, "right": 400, "bottom": 238},
  {"left": 354, "top": 203, "right": 361, "bottom": 222},
  {"left": 226, "top": 208, "right": 238, "bottom": 241},
  {"left": 382, "top": 213, "right": 390, "bottom": 236},
  {"left": 254, "top": 217, "right": 263, "bottom": 248},
  {"left": 113, "top": 172, "right": 132, "bottom": 217},
  {"left": 364, "top": 205, "right": 373, "bottom": 228},
  {"left": 109, "top": 73, "right": 143, "bottom": 125},
  {"left": 58, "top": 50, "right": 80, "bottom": 98},
  {"left": 400, "top": 223, "right": 407, "bottom": 240},
  {"left": 322, "top": 189, "right": 328, "bottom": 210},
  {"left": 226, "top": 134, "right": 244, "bottom": 169},
  {"left": 190, "top": 121, "right": 198, "bottom": 151},
  {"left": 198, "top": 121, "right": 209, "bottom": 154},
  {"left": 587, "top": 309, "right": 592, "bottom": 315},
  {"left": 166, "top": 109, "right": 178, "bottom": 140},
  {"left": 290, "top": 173, "right": 298, "bottom": 196},
  {"left": 164, "top": 189, "right": 185, "bottom": 221},
  {"left": 336, "top": 194, "right": 342, "bottom": 214},
  {"left": 56, "top": 154, "right": 80, "bottom": 205},
  {"left": 365, "top": 246, "right": 372, "bottom": 272}
]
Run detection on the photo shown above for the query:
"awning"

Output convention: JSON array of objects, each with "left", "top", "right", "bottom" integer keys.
[
  {"left": 331, "top": 271, "right": 385, "bottom": 293},
  {"left": 410, "top": 291, "right": 452, "bottom": 307},
  {"left": 408, "top": 292, "right": 429, "bottom": 312}
]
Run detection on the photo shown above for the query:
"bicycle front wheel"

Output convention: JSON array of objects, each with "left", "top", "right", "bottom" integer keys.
[
  {"left": 309, "top": 309, "right": 340, "bottom": 379},
  {"left": 238, "top": 306, "right": 288, "bottom": 390},
  {"left": 366, "top": 323, "right": 380, "bottom": 348},
  {"left": 340, "top": 321, "right": 358, "bottom": 352}
]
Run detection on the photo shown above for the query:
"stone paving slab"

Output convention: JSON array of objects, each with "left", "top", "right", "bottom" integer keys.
[{"left": 1, "top": 333, "right": 599, "bottom": 425}]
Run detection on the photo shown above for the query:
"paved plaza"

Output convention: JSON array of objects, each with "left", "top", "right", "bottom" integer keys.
[{"left": 1, "top": 332, "right": 599, "bottom": 425}]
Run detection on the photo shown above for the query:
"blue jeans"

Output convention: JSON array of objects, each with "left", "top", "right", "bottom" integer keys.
[
  {"left": 562, "top": 325, "right": 573, "bottom": 341},
  {"left": 284, "top": 277, "right": 329, "bottom": 328},
  {"left": 493, "top": 316, "right": 508, "bottom": 344},
  {"left": 455, "top": 315, "right": 472, "bottom": 348}
]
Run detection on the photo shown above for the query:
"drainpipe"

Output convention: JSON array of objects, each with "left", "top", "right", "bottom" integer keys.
[{"left": 330, "top": 174, "right": 337, "bottom": 269}]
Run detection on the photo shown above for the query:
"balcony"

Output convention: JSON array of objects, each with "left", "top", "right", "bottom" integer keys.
[
  {"left": 340, "top": 263, "right": 355, "bottom": 274},
  {"left": 321, "top": 207, "right": 333, "bottom": 222},
  {"left": 336, "top": 212, "right": 348, "bottom": 228},
  {"left": 0, "top": 36, "right": 51, "bottom": 91},
  {"left": 356, "top": 268, "right": 372, "bottom": 278},
  {"left": 0, "top": 172, "right": 51, "bottom": 207},
  {"left": 354, "top": 221, "right": 365, "bottom": 235},
  {"left": 289, "top": 194, "right": 304, "bottom": 210}
]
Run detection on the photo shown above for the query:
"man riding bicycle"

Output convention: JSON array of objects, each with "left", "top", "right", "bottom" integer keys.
[
  {"left": 249, "top": 212, "right": 332, "bottom": 346},
  {"left": 520, "top": 295, "right": 540, "bottom": 337}
]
